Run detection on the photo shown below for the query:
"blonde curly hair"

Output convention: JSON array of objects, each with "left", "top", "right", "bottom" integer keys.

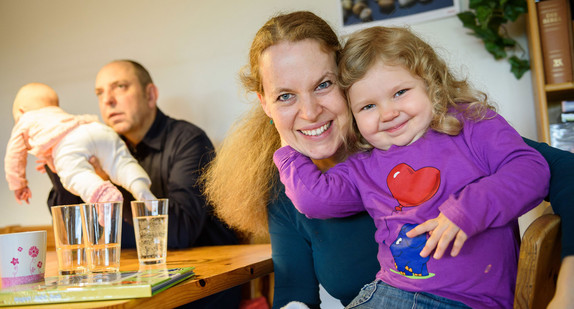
[{"left": 338, "top": 26, "right": 496, "bottom": 151}]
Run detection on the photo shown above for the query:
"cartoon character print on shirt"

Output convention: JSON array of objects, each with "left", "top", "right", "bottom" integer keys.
[
  {"left": 390, "top": 223, "right": 432, "bottom": 277},
  {"left": 387, "top": 163, "right": 440, "bottom": 279}
]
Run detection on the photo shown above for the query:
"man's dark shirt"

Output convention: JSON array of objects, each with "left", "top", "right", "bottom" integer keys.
[{"left": 47, "top": 108, "right": 238, "bottom": 249}]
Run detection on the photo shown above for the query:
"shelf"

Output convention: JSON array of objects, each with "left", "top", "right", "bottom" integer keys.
[
  {"left": 545, "top": 82, "right": 574, "bottom": 92},
  {"left": 526, "top": 0, "right": 574, "bottom": 143},
  {"left": 545, "top": 83, "right": 574, "bottom": 102}
]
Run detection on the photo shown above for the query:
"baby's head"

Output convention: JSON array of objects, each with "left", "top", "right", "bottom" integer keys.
[
  {"left": 13, "top": 83, "right": 59, "bottom": 123},
  {"left": 339, "top": 26, "right": 485, "bottom": 150}
]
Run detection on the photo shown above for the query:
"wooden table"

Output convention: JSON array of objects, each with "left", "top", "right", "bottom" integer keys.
[{"left": 18, "top": 244, "right": 273, "bottom": 309}]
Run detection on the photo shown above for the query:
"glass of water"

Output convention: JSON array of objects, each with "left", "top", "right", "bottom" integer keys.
[
  {"left": 81, "top": 202, "right": 122, "bottom": 273},
  {"left": 51, "top": 204, "right": 88, "bottom": 275},
  {"left": 130, "top": 199, "right": 169, "bottom": 265}
]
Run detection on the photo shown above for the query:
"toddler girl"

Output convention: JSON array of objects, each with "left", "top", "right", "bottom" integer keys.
[{"left": 273, "top": 27, "right": 550, "bottom": 308}]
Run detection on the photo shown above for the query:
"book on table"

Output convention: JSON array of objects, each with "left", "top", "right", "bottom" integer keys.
[{"left": 0, "top": 267, "right": 195, "bottom": 306}]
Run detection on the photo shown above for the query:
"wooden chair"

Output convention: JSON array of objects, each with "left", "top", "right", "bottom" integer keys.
[{"left": 514, "top": 213, "right": 561, "bottom": 309}]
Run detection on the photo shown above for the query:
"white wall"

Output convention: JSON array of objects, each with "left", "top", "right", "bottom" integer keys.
[{"left": 0, "top": 1, "right": 541, "bottom": 231}]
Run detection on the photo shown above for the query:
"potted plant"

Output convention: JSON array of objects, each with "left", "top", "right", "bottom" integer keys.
[{"left": 457, "top": 0, "right": 530, "bottom": 79}]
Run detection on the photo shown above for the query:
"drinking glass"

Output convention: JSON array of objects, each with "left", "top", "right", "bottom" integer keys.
[
  {"left": 130, "top": 199, "right": 169, "bottom": 265},
  {"left": 51, "top": 204, "right": 88, "bottom": 275},
  {"left": 81, "top": 202, "right": 122, "bottom": 273}
]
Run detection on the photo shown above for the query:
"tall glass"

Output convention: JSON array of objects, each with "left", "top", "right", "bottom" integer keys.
[
  {"left": 130, "top": 199, "right": 169, "bottom": 265},
  {"left": 81, "top": 202, "right": 122, "bottom": 273},
  {"left": 51, "top": 204, "right": 88, "bottom": 275}
]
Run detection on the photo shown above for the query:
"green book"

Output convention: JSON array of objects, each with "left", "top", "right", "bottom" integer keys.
[{"left": 0, "top": 267, "right": 195, "bottom": 306}]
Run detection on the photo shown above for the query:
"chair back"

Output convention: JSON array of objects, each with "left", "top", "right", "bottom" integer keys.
[{"left": 514, "top": 214, "right": 561, "bottom": 309}]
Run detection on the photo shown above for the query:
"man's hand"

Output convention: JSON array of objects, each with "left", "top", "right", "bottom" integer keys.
[
  {"left": 406, "top": 212, "right": 468, "bottom": 259},
  {"left": 14, "top": 187, "right": 32, "bottom": 204},
  {"left": 35, "top": 156, "right": 56, "bottom": 174},
  {"left": 89, "top": 156, "right": 110, "bottom": 181}
]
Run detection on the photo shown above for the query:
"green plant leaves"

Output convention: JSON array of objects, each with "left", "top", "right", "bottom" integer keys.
[
  {"left": 509, "top": 55, "right": 531, "bottom": 79},
  {"left": 457, "top": 0, "right": 529, "bottom": 79}
]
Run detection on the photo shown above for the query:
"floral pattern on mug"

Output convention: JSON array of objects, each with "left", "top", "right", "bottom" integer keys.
[
  {"left": 28, "top": 246, "right": 40, "bottom": 274},
  {"left": 29, "top": 246, "right": 39, "bottom": 258},
  {"left": 10, "top": 257, "right": 19, "bottom": 277}
]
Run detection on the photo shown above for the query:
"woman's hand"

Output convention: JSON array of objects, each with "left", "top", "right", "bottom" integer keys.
[
  {"left": 548, "top": 256, "right": 574, "bottom": 309},
  {"left": 406, "top": 212, "right": 468, "bottom": 259}
]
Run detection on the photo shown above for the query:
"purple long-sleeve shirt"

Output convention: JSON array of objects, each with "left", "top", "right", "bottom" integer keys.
[{"left": 274, "top": 111, "right": 550, "bottom": 309}]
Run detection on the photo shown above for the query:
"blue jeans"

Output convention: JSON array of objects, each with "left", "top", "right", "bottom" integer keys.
[{"left": 345, "top": 280, "right": 470, "bottom": 309}]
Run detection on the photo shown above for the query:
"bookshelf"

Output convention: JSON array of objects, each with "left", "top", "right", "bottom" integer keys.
[{"left": 526, "top": 0, "right": 574, "bottom": 144}]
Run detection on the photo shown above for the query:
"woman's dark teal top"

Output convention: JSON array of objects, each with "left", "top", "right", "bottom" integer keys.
[
  {"left": 523, "top": 138, "right": 574, "bottom": 258},
  {"left": 268, "top": 186, "right": 379, "bottom": 309}
]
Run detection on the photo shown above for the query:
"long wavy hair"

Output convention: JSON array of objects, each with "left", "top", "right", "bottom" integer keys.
[
  {"left": 339, "top": 26, "right": 496, "bottom": 150},
  {"left": 201, "top": 11, "right": 342, "bottom": 240}
]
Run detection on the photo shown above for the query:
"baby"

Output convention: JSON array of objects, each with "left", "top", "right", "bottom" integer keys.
[{"left": 5, "top": 82, "right": 155, "bottom": 204}]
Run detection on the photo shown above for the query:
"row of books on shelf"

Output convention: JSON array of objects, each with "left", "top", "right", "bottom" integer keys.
[{"left": 537, "top": 0, "right": 574, "bottom": 85}]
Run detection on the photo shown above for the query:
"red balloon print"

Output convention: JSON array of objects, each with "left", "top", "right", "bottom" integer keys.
[{"left": 387, "top": 163, "right": 440, "bottom": 211}]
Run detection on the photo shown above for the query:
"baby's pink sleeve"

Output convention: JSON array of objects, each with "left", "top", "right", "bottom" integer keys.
[{"left": 4, "top": 126, "right": 30, "bottom": 191}]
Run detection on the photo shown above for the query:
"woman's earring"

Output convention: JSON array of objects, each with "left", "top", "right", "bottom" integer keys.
[{"left": 270, "top": 119, "right": 274, "bottom": 125}]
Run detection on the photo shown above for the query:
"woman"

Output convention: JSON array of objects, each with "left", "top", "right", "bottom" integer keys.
[{"left": 202, "top": 11, "right": 574, "bottom": 309}]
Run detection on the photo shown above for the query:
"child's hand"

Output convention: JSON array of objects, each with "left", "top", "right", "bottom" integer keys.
[
  {"left": 89, "top": 156, "right": 110, "bottom": 181},
  {"left": 14, "top": 187, "right": 32, "bottom": 204},
  {"left": 406, "top": 212, "right": 468, "bottom": 259}
]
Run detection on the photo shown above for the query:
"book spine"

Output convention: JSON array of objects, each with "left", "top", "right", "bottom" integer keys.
[
  {"left": 562, "top": 100, "right": 574, "bottom": 113},
  {"left": 561, "top": 113, "right": 574, "bottom": 122},
  {"left": 537, "top": 0, "right": 574, "bottom": 85}
]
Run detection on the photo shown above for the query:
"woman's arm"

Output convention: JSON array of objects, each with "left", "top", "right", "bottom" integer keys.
[
  {"left": 523, "top": 138, "right": 574, "bottom": 309},
  {"left": 523, "top": 138, "right": 574, "bottom": 258},
  {"left": 268, "top": 192, "right": 321, "bottom": 309}
]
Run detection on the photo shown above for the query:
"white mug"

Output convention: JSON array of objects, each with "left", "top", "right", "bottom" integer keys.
[{"left": 0, "top": 231, "right": 47, "bottom": 288}]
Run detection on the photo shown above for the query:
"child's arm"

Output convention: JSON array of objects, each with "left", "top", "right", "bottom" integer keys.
[
  {"left": 4, "top": 125, "right": 31, "bottom": 195},
  {"left": 442, "top": 113, "right": 549, "bottom": 233},
  {"left": 273, "top": 146, "right": 365, "bottom": 219},
  {"left": 409, "top": 113, "right": 550, "bottom": 258}
]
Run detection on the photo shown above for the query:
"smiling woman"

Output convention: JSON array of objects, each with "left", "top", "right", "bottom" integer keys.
[
  {"left": 257, "top": 39, "right": 349, "bottom": 160},
  {"left": 201, "top": 11, "right": 381, "bottom": 309}
]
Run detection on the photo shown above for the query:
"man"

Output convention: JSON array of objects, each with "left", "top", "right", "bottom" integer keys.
[
  {"left": 47, "top": 60, "right": 241, "bottom": 308},
  {"left": 49, "top": 60, "right": 238, "bottom": 249}
]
